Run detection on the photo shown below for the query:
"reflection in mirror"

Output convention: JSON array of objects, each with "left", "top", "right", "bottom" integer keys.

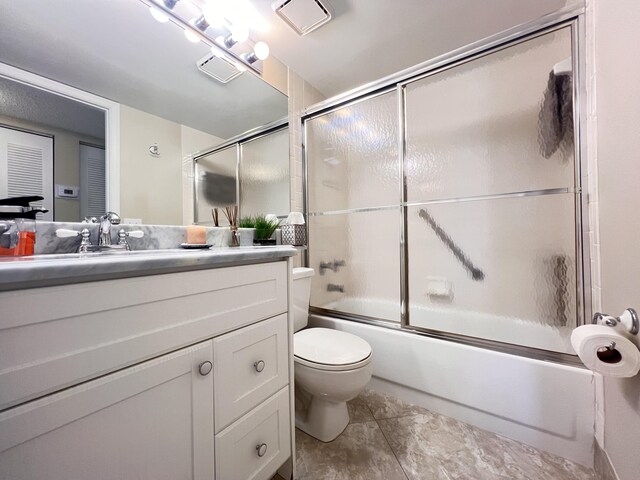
[
  {"left": 0, "top": 0, "right": 288, "bottom": 225},
  {"left": 0, "top": 76, "right": 106, "bottom": 222},
  {"left": 194, "top": 123, "right": 290, "bottom": 226},
  {"left": 195, "top": 146, "right": 238, "bottom": 226},
  {"left": 240, "top": 127, "right": 290, "bottom": 218}
]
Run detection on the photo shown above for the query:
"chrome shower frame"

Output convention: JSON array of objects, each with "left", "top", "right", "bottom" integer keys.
[
  {"left": 301, "top": 5, "right": 590, "bottom": 366},
  {"left": 193, "top": 118, "right": 288, "bottom": 224}
]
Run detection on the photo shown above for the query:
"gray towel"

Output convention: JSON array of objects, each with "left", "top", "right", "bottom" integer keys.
[{"left": 538, "top": 71, "right": 573, "bottom": 159}]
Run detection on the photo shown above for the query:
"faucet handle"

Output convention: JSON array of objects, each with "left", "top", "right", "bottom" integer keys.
[
  {"left": 56, "top": 228, "right": 92, "bottom": 252},
  {"left": 117, "top": 229, "right": 144, "bottom": 250},
  {"left": 56, "top": 229, "right": 81, "bottom": 238}
]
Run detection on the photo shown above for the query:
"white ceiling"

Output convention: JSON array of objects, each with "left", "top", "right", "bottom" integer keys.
[
  {"left": 254, "top": 0, "right": 577, "bottom": 97},
  {"left": 0, "top": 76, "right": 105, "bottom": 139},
  {"left": 0, "top": 0, "right": 288, "bottom": 139}
]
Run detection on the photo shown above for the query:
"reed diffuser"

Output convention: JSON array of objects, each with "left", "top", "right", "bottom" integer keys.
[{"left": 223, "top": 206, "right": 239, "bottom": 247}]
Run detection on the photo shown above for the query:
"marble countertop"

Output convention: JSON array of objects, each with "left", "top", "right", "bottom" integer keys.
[{"left": 0, "top": 246, "right": 298, "bottom": 292}]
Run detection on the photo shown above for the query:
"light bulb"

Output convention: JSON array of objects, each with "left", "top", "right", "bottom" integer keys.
[
  {"left": 202, "top": 1, "right": 223, "bottom": 27},
  {"left": 230, "top": 24, "right": 249, "bottom": 43},
  {"left": 149, "top": 6, "right": 169, "bottom": 23},
  {"left": 253, "top": 41, "right": 269, "bottom": 60},
  {"left": 184, "top": 28, "right": 200, "bottom": 43}
]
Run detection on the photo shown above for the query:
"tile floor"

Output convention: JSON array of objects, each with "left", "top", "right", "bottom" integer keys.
[{"left": 295, "top": 389, "right": 598, "bottom": 480}]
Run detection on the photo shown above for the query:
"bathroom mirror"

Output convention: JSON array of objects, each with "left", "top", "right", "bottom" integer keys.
[{"left": 0, "top": 0, "right": 288, "bottom": 225}]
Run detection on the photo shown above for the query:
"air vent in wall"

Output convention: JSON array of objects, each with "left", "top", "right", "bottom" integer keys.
[
  {"left": 272, "top": 0, "right": 332, "bottom": 36},
  {"left": 197, "top": 54, "right": 243, "bottom": 84}
]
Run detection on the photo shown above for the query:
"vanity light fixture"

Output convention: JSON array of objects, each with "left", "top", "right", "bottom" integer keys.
[
  {"left": 244, "top": 41, "right": 270, "bottom": 64},
  {"left": 149, "top": 6, "right": 169, "bottom": 23},
  {"left": 143, "top": 0, "right": 270, "bottom": 77},
  {"left": 184, "top": 26, "right": 201, "bottom": 43},
  {"left": 193, "top": 14, "right": 210, "bottom": 32}
]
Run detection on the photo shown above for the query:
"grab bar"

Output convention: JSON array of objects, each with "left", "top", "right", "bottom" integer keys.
[{"left": 418, "top": 208, "right": 485, "bottom": 281}]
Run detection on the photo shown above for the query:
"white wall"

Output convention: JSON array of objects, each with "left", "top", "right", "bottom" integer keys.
[
  {"left": 288, "top": 69, "right": 325, "bottom": 268},
  {"left": 591, "top": 1, "right": 640, "bottom": 479},
  {"left": 120, "top": 106, "right": 220, "bottom": 225}
]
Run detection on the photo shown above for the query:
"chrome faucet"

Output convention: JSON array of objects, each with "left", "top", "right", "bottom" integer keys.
[
  {"left": 327, "top": 283, "right": 345, "bottom": 293},
  {"left": 98, "top": 212, "right": 121, "bottom": 246}
]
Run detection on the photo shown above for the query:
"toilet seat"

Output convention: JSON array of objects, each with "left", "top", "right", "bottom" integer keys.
[{"left": 294, "top": 328, "right": 372, "bottom": 372}]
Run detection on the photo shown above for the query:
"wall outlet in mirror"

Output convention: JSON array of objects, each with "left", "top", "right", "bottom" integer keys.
[{"left": 123, "top": 218, "right": 142, "bottom": 225}]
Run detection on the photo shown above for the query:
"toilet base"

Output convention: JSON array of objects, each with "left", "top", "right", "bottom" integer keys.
[{"left": 295, "top": 394, "right": 350, "bottom": 443}]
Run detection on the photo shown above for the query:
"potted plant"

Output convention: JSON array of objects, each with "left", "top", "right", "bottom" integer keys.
[
  {"left": 253, "top": 215, "right": 279, "bottom": 246},
  {"left": 238, "top": 216, "right": 256, "bottom": 246}
]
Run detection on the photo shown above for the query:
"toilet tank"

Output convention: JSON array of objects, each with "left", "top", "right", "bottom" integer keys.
[{"left": 292, "top": 267, "right": 314, "bottom": 332}]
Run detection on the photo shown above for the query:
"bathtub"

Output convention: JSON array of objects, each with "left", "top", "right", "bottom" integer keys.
[
  {"left": 308, "top": 311, "right": 595, "bottom": 468},
  {"left": 323, "top": 297, "right": 575, "bottom": 354}
]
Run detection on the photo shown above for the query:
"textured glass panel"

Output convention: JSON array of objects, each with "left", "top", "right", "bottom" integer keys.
[
  {"left": 308, "top": 208, "right": 401, "bottom": 323},
  {"left": 195, "top": 146, "right": 237, "bottom": 225},
  {"left": 406, "top": 194, "right": 576, "bottom": 353},
  {"left": 306, "top": 91, "right": 399, "bottom": 213},
  {"left": 405, "top": 27, "right": 575, "bottom": 202},
  {"left": 240, "top": 128, "right": 290, "bottom": 218}
]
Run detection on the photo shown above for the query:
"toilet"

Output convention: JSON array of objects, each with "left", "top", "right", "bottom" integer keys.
[{"left": 292, "top": 267, "right": 373, "bottom": 442}]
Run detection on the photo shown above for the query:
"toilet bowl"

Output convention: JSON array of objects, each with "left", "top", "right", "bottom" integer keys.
[{"left": 292, "top": 267, "right": 373, "bottom": 442}]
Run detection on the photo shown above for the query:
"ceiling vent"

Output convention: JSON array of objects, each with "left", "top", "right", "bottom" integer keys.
[
  {"left": 272, "top": 0, "right": 332, "bottom": 36},
  {"left": 197, "top": 54, "right": 243, "bottom": 84}
]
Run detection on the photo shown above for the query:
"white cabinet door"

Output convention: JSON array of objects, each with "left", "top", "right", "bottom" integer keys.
[{"left": 0, "top": 341, "right": 215, "bottom": 480}]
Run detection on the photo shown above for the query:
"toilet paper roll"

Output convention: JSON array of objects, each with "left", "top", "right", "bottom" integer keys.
[{"left": 570, "top": 325, "right": 640, "bottom": 377}]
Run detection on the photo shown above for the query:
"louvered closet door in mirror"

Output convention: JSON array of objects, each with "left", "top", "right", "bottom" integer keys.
[
  {"left": 0, "top": 126, "right": 53, "bottom": 220},
  {"left": 80, "top": 143, "right": 106, "bottom": 219}
]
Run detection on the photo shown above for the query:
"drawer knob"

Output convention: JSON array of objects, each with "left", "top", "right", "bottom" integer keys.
[
  {"left": 254, "top": 360, "right": 266, "bottom": 373},
  {"left": 198, "top": 361, "right": 213, "bottom": 376},
  {"left": 256, "top": 442, "right": 268, "bottom": 457}
]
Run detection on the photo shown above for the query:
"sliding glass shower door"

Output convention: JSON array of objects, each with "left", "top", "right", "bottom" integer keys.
[
  {"left": 306, "top": 91, "right": 402, "bottom": 323},
  {"left": 304, "top": 23, "right": 582, "bottom": 355},
  {"left": 404, "top": 26, "right": 577, "bottom": 353}
]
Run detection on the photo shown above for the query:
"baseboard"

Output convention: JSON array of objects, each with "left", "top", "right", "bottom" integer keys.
[{"left": 594, "top": 441, "right": 619, "bottom": 480}]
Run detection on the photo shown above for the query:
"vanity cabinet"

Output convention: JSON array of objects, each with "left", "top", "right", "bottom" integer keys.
[{"left": 0, "top": 259, "right": 294, "bottom": 480}]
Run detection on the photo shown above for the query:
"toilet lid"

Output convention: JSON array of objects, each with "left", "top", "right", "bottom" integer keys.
[{"left": 294, "top": 328, "right": 372, "bottom": 366}]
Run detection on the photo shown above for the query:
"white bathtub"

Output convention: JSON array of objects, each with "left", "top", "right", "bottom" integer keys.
[
  {"left": 308, "top": 312, "right": 595, "bottom": 468},
  {"left": 324, "top": 297, "right": 575, "bottom": 354}
]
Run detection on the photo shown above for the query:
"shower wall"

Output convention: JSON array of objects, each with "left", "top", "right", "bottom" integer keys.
[{"left": 305, "top": 23, "right": 583, "bottom": 355}]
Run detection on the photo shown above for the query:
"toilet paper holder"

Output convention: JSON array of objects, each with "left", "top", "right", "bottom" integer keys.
[{"left": 592, "top": 308, "right": 639, "bottom": 335}]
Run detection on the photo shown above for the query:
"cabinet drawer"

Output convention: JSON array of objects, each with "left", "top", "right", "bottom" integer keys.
[
  {"left": 0, "top": 261, "right": 287, "bottom": 410},
  {"left": 215, "top": 387, "right": 291, "bottom": 480},
  {"left": 214, "top": 314, "right": 289, "bottom": 431}
]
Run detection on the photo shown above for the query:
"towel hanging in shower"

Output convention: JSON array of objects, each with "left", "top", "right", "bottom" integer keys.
[{"left": 538, "top": 69, "right": 573, "bottom": 159}]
